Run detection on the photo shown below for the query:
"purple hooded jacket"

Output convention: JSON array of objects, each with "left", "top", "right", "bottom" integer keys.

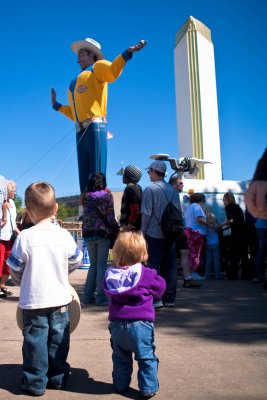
[{"left": 103, "top": 263, "right": 166, "bottom": 322}]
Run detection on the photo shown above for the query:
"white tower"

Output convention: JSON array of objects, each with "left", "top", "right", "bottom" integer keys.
[{"left": 174, "top": 16, "right": 222, "bottom": 181}]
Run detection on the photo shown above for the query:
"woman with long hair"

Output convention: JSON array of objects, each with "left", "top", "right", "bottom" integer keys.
[
  {"left": 221, "top": 192, "right": 246, "bottom": 279},
  {"left": 82, "top": 173, "right": 119, "bottom": 306}
]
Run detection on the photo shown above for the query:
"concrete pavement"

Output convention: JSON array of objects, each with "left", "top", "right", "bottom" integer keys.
[{"left": 1, "top": 269, "right": 267, "bottom": 399}]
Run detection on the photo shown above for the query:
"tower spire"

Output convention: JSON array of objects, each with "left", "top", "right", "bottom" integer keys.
[{"left": 174, "top": 16, "right": 222, "bottom": 181}]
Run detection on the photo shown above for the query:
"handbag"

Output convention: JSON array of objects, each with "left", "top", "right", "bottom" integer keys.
[
  {"left": 10, "top": 231, "right": 18, "bottom": 243},
  {"left": 93, "top": 201, "right": 119, "bottom": 249},
  {"left": 8, "top": 208, "right": 18, "bottom": 243}
]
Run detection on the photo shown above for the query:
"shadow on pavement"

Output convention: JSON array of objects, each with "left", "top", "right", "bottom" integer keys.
[
  {"left": 0, "top": 365, "right": 140, "bottom": 398},
  {"left": 155, "top": 279, "right": 267, "bottom": 343},
  {"left": 73, "top": 278, "right": 267, "bottom": 344},
  {"left": 68, "top": 368, "right": 140, "bottom": 398}
]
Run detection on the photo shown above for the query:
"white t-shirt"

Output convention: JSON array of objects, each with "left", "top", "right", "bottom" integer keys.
[
  {"left": 0, "top": 199, "right": 16, "bottom": 241},
  {"left": 185, "top": 203, "right": 207, "bottom": 235},
  {"left": 7, "top": 223, "right": 82, "bottom": 309}
]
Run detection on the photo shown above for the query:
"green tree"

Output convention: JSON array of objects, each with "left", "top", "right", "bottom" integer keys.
[
  {"left": 57, "top": 203, "right": 69, "bottom": 220},
  {"left": 14, "top": 196, "right": 24, "bottom": 214}
]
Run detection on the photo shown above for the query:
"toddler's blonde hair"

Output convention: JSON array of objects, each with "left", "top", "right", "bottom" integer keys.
[
  {"left": 112, "top": 232, "right": 148, "bottom": 267},
  {"left": 206, "top": 212, "right": 217, "bottom": 227}
]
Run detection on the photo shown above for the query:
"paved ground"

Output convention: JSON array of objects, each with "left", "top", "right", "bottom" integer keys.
[{"left": 1, "top": 269, "right": 267, "bottom": 399}]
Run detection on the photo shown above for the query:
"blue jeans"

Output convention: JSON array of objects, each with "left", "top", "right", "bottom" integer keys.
[
  {"left": 109, "top": 320, "right": 159, "bottom": 395},
  {"left": 205, "top": 244, "right": 221, "bottom": 279},
  {"left": 254, "top": 229, "right": 267, "bottom": 279},
  {"left": 21, "top": 305, "right": 70, "bottom": 395},
  {"left": 76, "top": 122, "right": 107, "bottom": 192},
  {"left": 145, "top": 235, "right": 177, "bottom": 303},
  {"left": 84, "top": 238, "right": 110, "bottom": 305}
]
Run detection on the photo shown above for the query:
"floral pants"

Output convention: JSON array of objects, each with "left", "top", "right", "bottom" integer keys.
[{"left": 184, "top": 227, "right": 205, "bottom": 272}]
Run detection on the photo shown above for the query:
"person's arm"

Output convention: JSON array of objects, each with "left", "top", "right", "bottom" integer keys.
[
  {"left": 195, "top": 204, "right": 211, "bottom": 227},
  {"left": 1, "top": 202, "right": 7, "bottom": 228},
  {"left": 245, "top": 148, "right": 267, "bottom": 218},
  {"left": 94, "top": 40, "right": 147, "bottom": 83},
  {"left": 219, "top": 204, "right": 233, "bottom": 229},
  {"left": 51, "top": 88, "right": 74, "bottom": 121},
  {"left": 68, "top": 246, "right": 83, "bottom": 273},
  {"left": 196, "top": 216, "right": 213, "bottom": 228},
  {"left": 126, "top": 39, "right": 147, "bottom": 54},
  {"left": 220, "top": 219, "right": 232, "bottom": 231},
  {"left": 140, "top": 187, "right": 153, "bottom": 235},
  {"left": 127, "top": 187, "right": 141, "bottom": 227},
  {"left": 141, "top": 214, "right": 150, "bottom": 236},
  {"left": 245, "top": 181, "right": 267, "bottom": 219},
  {"left": 147, "top": 268, "right": 167, "bottom": 298},
  {"left": 13, "top": 221, "right": 20, "bottom": 235},
  {"left": 106, "top": 195, "right": 120, "bottom": 230},
  {"left": 6, "top": 237, "right": 25, "bottom": 285},
  {"left": 252, "top": 148, "right": 267, "bottom": 180}
]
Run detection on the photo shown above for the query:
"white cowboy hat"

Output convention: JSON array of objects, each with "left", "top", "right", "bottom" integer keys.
[
  {"left": 71, "top": 38, "right": 104, "bottom": 60},
  {"left": 16, "top": 285, "right": 81, "bottom": 334}
]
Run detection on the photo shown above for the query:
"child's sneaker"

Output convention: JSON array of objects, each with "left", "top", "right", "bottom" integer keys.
[{"left": 141, "top": 391, "right": 157, "bottom": 398}]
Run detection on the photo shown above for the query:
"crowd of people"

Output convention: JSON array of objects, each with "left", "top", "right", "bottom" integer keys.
[
  {"left": 0, "top": 28, "right": 266, "bottom": 397},
  {"left": 79, "top": 159, "right": 267, "bottom": 314},
  {"left": 0, "top": 153, "right": 266, "bottom": 397}
]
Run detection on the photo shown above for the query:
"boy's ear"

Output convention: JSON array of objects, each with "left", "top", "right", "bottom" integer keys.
[
  {"left": 26, "top": 209, "right": 36, "bottom": 224},
  {"left": 54, "top": 203, "right": 58, "bottom": 215}
]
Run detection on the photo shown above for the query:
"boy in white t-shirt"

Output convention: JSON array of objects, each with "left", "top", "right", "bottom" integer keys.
[{"left": 7, "top": 182, "right": 82, "bottom": 396}]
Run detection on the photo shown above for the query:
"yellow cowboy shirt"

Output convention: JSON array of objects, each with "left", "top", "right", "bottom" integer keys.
[{"left": 54, "top": 53, "right": 130, "bottom": 122}]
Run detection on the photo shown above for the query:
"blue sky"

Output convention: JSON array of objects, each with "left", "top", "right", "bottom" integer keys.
[{"left": 1, "top": 0, "right": 266, "bottom": 200}]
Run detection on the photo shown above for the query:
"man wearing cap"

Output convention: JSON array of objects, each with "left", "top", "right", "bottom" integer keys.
[
  {"left": 51, "top": 38, "right": 146, "bottom": 193},
  {"left": 141, "top": 161, "right": 181, "bottom": 308},
  {"left": 120, "top": 165, "right": 142, "bottom": 231}
]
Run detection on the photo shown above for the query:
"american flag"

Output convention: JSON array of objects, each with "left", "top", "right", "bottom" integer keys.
[{"left": 106, "top": 130, "right": 114, "bottom": 140}]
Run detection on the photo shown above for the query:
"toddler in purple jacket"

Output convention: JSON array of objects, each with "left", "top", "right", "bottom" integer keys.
[{"left": 103, "top": 232, "right": 166, "bottom": 398}]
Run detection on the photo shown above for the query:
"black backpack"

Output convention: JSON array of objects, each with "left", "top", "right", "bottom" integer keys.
[{"left": 154, "top": 184, "right": 184, "bottom": 241}]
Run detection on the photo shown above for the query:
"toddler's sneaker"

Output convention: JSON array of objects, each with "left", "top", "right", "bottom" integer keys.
[{"left": 141, "top": 391, "right": 157, "bottom": 398}]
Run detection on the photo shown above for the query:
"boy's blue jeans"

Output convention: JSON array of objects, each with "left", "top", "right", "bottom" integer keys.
[
  {"left": 21, "top": 305, "right": 70, "bottom": 395},
  {"left": 109, "top": 320, "right": 159, "bottom": 395}
]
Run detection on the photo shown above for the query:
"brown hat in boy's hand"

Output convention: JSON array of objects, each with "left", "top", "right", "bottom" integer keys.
[{"left": 16, "top": 285, "right": 81, "bottom": 334}]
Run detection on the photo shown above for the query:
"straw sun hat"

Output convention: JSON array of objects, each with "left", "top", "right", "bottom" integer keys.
[{"left": 16, "top": 285, "right": 81, "bottom": 334}]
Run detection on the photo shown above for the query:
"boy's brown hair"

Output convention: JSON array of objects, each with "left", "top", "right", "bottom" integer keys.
[
  {"left": 25, "top": 182, "right": 56, "bottom": 219},
  {"left": 112, "top": 232, "right": 148, "bottom": 267}
]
